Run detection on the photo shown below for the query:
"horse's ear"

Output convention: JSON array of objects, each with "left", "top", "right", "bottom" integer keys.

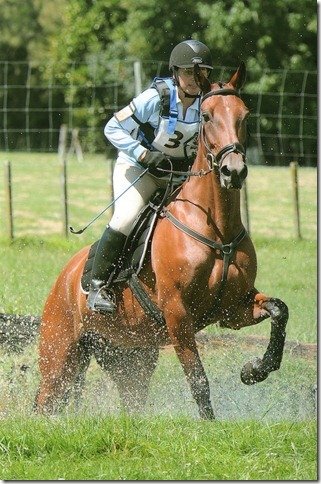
[
  {"left": 229, "top": 61, "right": 246, "bottom": 91},
  {"left": 194, "top": 66, "right": 211, "bottom": 94}
]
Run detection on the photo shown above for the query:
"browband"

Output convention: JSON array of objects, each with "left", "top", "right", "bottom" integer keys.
[{"left": 201, "top": 88, "right": 241, "bottom": 103}]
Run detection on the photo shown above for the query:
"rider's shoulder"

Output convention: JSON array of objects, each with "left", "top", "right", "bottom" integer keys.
[{"left": 135, "top": 78, "right": 175, "bottom": 102}]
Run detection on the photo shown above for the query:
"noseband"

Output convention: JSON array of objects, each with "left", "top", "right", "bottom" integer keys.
[{"left": 200, "top": 88, "right": 247, "bottom": 169}]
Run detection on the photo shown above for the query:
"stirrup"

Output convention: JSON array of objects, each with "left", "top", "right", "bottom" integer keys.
[{"left": 87, "top": 286, "right": 116, "bottom": 313}]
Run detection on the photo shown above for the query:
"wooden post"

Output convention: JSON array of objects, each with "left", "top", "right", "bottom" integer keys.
[
  {"left": 4, "top": 160, "right": 14, "bottom": 241},
  {"left": 241, "top": 179, "right": 250, "bottom": 235},
  {"left": 133, "top": 60, "right": 142, "bottom": 97},
  {"left": 68, "top": 128, "right": 84, "bottom": 163},
  {"left": 58, "top": 125, "right": 69, "bottom": 237},
  {"left": 290, "top": 161, "right": 302, "bottom": 239}
]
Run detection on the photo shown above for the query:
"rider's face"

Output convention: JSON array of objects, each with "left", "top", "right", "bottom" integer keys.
[{"left": 177, "top": 67, "right": 209, "bottom": 96}]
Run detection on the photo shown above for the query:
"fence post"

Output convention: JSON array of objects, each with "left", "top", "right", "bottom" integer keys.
[
  {"left": 133, "top": 60, "right": 142, "bottom": 97},
  {"left": 59, "top": 124, "right": 69, "bottom": 238},
  {"left": 4, "top": 160, "right": 14, "bottom": 241},
  {"left": 290, "top": 161, "right": 302, "bottom": 239},
  {"left": 68, "top": 128, "right": 84, "bottom": 163},
  {"left": 241, "top": 179, "right": 250, "bottom": 235}
]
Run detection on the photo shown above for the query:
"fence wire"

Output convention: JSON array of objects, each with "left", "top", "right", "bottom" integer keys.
[{"left": 0, "top": 60, "right": 317, "bottom": 166}]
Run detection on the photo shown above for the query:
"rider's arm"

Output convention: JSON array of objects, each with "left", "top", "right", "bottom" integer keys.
[{"left": 104, "top": 88, "right": 160, "bottom": 162}]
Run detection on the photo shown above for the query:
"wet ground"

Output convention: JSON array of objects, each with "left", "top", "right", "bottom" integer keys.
[{"left": 0, "top": 328, "right": 316, "bottom": 421}]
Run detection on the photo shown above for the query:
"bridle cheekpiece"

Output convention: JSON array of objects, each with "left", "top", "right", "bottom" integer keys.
[{"left": 200, "top": 88, "right": 247, "bottom": 171}]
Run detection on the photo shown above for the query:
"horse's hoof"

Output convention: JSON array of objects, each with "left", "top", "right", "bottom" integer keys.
[{"left": 240, "top": 357, "right": 269, "bottom": 385}]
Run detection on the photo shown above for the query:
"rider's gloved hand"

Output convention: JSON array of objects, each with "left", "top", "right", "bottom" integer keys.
[{"left": 139, "top": 150, "right": 168, "bottom": 177}]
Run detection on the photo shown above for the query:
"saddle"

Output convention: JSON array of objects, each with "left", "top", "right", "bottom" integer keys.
[{"left": 81, "top": 190, "right": 169, "bottom": 324}]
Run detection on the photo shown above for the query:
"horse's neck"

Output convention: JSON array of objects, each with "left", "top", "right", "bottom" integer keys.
[{"left": 180, "top": 156, "right": 243, "bottom": 241}]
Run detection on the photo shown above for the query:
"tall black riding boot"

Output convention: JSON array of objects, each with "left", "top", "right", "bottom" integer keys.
[{"left": 87, "top": 226, "right": 126, "bottom": 313}]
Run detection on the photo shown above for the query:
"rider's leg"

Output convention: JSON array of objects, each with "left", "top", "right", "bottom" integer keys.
[
  {"left": 87, "top": 160, "right": 158, "bottom": 313},
  {"left": 87, "top": 226, "right": 127, "bottom": 312}
]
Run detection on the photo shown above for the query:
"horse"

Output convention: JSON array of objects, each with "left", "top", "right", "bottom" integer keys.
[{"left": 34, "top": 62, "right": 288, "bottom": 419}]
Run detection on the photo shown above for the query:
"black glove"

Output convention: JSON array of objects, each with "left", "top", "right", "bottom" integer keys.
[{"left": 139, "top": 150, "right": 168, "bottom": 177}]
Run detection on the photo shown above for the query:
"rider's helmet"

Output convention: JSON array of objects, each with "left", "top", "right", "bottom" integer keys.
[{"left": 169, "top": 39, "right": 213, "bottom": 71}]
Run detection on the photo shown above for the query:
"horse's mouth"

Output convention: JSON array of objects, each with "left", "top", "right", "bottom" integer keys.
[{"left": 221, "top": 176, "right": 244, "bottom": 190}]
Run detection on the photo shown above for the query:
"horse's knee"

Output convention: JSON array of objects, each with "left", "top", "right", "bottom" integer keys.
[
  {"left": 263, "top": 298, "right": 289, "bottom": 323},
  {"left": 254, "top": 294, "right": 288, "bottom": 323}
]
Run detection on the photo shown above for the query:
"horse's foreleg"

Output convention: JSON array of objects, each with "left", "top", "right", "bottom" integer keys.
[
  {"left": 240, "top": 294, "right": 289, "bottom": 385},
  {"left": 164, "top": 297, "right": 215, "bottom": 420},
  {"left": 177, "top": 344, "right": 215, "bottom": 420}
]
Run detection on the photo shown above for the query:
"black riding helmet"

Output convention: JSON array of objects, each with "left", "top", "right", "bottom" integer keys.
[
  {"left": 169, "top": 40, "right": 213, "bottom": 97},
  {"left": 169, "top": 39, "right": 213, "bottom": 71}
]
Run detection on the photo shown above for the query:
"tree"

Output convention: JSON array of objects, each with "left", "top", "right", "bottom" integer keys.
[{"left": 198, "top": 0, "right": 316, "bottom": 71}]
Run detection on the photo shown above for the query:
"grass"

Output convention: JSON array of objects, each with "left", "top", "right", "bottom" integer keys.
[
  {"left": 0, "top": 417, "right": 317, "bottom": 480},
  {"left": 0, "top": 152, "right": 317, "bottom": 241},
  {"left": 0, "top": 152, "right": 112, "bottom": 241}
]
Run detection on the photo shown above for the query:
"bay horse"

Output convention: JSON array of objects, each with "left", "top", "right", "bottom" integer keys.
[{"left": 34, "top": 62, "right": 288, "bottom": 419}]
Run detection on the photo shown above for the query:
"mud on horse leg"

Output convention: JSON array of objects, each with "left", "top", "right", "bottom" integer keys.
[
  {"left": 241, "top": 295, "right": 289, "bottom": 385},
  {"left": 174, "top": 343, "right": 215, "bottom": 419},
  {"left": 110, "top": 347, "right": 159, "bottom": 415}
]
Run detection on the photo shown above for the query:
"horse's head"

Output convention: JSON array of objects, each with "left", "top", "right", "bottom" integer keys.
[{"left": 197, "top": 62, "right": 249, "bottom": 189}]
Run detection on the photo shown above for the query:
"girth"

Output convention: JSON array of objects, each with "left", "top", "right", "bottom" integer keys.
[{"left": 161, "top": 208, "right": 247, "bottom": 282}]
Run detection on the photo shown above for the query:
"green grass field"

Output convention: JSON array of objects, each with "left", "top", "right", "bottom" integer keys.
[
  {"left": 0, "top": 417, "right": 316, "bottom": 480},
  {"left": 0, "top": 153, "right": 317, "bottom": 480},
  {"left": 0, "top": 152, "right": 317, "bottom": 241}
]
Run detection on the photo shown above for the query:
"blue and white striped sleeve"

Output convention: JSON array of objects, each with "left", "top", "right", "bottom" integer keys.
[{"left": 104, "top": 88, "right": 160, "bottom": 161}]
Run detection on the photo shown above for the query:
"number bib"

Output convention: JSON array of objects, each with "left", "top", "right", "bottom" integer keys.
[{"left": 152, "top": 118, "right": 199, "bottom": 160}]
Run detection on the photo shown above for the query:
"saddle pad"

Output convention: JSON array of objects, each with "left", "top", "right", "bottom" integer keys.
[{"left": 81, "top": 240, "right": 99, "bottom": 293}]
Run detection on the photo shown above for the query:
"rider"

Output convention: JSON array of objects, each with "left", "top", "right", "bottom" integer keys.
[{"left": 87, "top": 39, "right": 213, "bottom": 313}]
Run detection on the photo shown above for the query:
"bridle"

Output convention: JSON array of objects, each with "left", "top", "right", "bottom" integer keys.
[{"left": 200, "top": 87, "right": 247, "bottom": 171}]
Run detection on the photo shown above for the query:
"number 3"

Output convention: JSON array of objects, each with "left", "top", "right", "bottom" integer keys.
[{"left": 164, "top": 130, "right": 183, "bottom": 149}]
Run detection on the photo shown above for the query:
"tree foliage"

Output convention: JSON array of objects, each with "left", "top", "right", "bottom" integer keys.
[{"left": 199, "top": 0, "right": 316, "bottom": 72}]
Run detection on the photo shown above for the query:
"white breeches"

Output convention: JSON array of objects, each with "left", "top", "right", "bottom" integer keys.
[{"left": 108, "top": 159, "right": 169, "bottom": 236}]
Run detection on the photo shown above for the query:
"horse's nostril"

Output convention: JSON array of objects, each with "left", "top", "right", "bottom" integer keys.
[
  {"left": 221, "top": 165, "right": 231, "bottom": 177},
  {"left": 240, "top": 165, "right": 248, "bottom": 180}
]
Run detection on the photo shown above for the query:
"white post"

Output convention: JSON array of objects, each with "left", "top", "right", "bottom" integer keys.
[
  {"left": 133, "top": 60, "right": 142, "bottom": 97},
  {"left": 290, "top": 161, "right": 302, "bottom": 239},
  {"left": 4, "top": 160, "right": 14, "bottom": 240},
  {"left": 58, "top": 125, "right": 69, "bottom": 237}
]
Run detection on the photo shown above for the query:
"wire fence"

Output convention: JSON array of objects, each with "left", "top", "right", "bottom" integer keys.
[
  {"left": 0, "top": 60, "right": 317, "bottom": 166},
  {"left": 1, "top": 155, "right": 316, "bottom": 242}
]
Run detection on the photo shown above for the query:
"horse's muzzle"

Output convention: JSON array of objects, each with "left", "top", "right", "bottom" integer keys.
[{"left": 220, "top": 161, "right": 248, "bottom": 189}]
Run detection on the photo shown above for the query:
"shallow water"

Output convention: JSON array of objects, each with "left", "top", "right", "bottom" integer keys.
[{"left": 0, "top": 340, "right": 316, "bottom": 422}]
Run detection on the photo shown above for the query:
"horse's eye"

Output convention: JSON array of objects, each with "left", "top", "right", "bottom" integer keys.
[{"left": 202, "top": 112, "right": 210, "bottom": 122}]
